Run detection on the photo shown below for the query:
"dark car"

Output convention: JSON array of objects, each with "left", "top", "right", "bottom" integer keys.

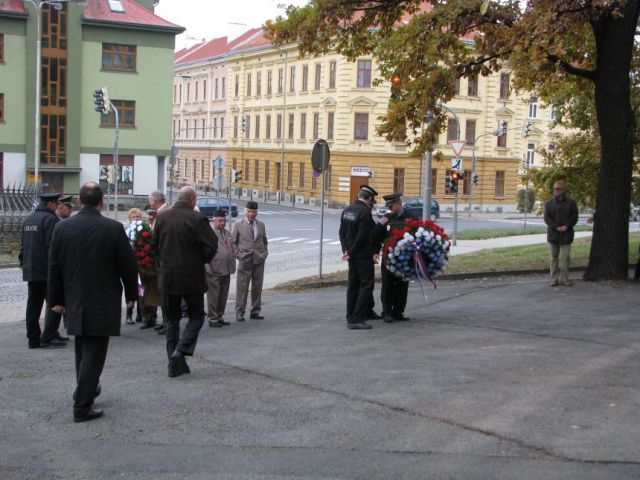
[
  {"left": 402, "top": 198, "right": 440, "bottom": 220},
  {"left": 196, "top": 197, "right": 239, "bottom": 218}
]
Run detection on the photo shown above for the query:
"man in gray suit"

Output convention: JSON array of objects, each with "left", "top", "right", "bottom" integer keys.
[
  {"left": 205, "top": 209, "right": 235, "bottom": 328},
  {"left": 232, "top": 201, "right": 268, "bottom": 322}
]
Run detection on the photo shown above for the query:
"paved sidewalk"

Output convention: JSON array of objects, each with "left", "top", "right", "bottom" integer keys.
[{"left": 1, "top": 274, "right": 639, "bottom": 479}]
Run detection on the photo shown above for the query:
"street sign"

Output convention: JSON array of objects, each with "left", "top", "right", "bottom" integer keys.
[
  {"left": 311, "top": 139, "right": 330, "bottom": 173},
  {"left": 213, "top": 155, "right": 225, "bottom": 169},
  {"left": 449, "top": 140, "right": 466, "bottom": 157},
  {"left": 451, "top": 158, "right": 464, "bottom": 171},
  {"left": 214, "top": 175, "right": 226, "bottom": 190}
]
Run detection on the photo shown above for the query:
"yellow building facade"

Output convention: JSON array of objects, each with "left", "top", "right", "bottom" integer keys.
[{"left": 173, "top": 32, "right": 560, "bottom": 213}]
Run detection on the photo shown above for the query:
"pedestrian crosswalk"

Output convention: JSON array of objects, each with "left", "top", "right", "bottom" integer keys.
[
  {"left": 257, "top": 209, "right": 320, "bottom": 215},
  {"left": 268, "top": 236, "right": 341, "bottom": 245}
]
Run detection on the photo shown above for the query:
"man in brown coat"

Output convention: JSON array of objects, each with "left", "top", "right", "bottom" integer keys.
[
  {"left": 152, "top": 186, "right": 217, "bottom": 377},
  {"left": 232, "top": 201, "right": 268, "bottom": 322},
  {"left": 205, "top": 210, "right": 236, "bottom": 327},
  {"left": 544, "top": 180, "right": 579, "bottom": 287}
]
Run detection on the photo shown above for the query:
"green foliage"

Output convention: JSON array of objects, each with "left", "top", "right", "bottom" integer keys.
[{"left": 517, "top": 188, "right": 536, "bottom": 213}]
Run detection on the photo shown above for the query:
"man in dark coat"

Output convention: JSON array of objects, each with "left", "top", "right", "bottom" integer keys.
[
  {"left": 339, "top": 185, "right": 383, "bottom": 330},
  {"left": 19, "top": 192, "right": 67, "bottom": 349},
  {"left": 378, "top": 193, "right": 411, "bottom": 323},
  {"left": 152, "top": 186, "right": 217, "bottom": 377},
  {"left": 544, "top": 180, "right": 579, "bottom": 286},
  {"left": 48, "top": 182, "right": 138, "bottom": 422}
]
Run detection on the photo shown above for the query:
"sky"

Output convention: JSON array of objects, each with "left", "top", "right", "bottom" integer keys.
[{"left": 155, "top": 0, "right": 310, "bottom": 51}]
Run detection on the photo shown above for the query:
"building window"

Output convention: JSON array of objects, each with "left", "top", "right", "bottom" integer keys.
[
  {"left": 0, "top": 93, "right": 4, "bottom": 122},
  {"left": 214, "top": 78, "right": 219, "bottom": 99},
  {"left": 393, "top": 168, "right": 405, "bottom": 194},
  {"left": 233, "top": 116, "right": 238, "bottom": 138},
  {"left": 266, "top": 114, "right": 271, "bottom": 139},
  {"left": 221, "top": 77, "right": 225, "bottom": 98},
  {"left": 453, "top": 77, "right": 460, "bottom": 95},
  {"left": 201, "top": 119, "right": 205, "bottom": 138},
  {"left": 314, "top": 63, "right": 322, "bottom": 90},
  {"left": 357, "top": 59, "right": 372, "bottom": 88},
  {"left": 277, "top": 114, "right": 283, "bottom": 139},
  {"left": 195, "top": 81, "right": 198, "bottom": 101},
  {"left": 499, "top": 73, "right": 510, "bottom": 99},
  {"left": 529, "top": 94, "right": 538, "bottom": 118},
  {"left": 329, "top": 61, "right": 336, "bottom": 89},
  {"left": 254, "top": 115, "right": 260, "bottom": 139},
  {"left": 186, "top": 82, "right": 190, "bottom": 102},
  {"left": 447, "top": 118, "right": 458, "bottom": 142},
  {"left": 354, "top": 113, "right": 369, "bottom": 140},
  {"left": 0, "top": 34, "right": 4, "bottom": 63},
  {"left": 495, "top": 171, "right": 505, "bottom": 196},
  {"left": 203, "top": 80, "right": 207, "bottom": 100},
  {"left": 431, "top": 169, "right": 438, "bottom": 194},
  {"left": 465, "top": 119, "right": 476, "bottom": 145},
  {"left": 288, "top": 113, "right": 295, "bottom": 139},
  {"left": 201, "top": 159, "right": 205, "bottom": 179},
  {"left": 254, "top": 159, "right": 260, "bottom": 183},
  {"left": 265, "top": 160, "right": 270, "bottom": 183},
  {"left": 548, "top": 143, "right": 556, "bottom": 154},
  {"left": 550, "top": 104, "right": 557, "bottom": 121},
  {"left": 245, "top": 158, "right": 250, "bottom": 181},
  {"left": 327, "top": 112, "right": 334, "bottom": 140},
  {"left": 300, "top": 113, "right": 306, "bottom": 139},
  {"left": 289, "top": 66, "right": 296, "bottom": 92},
  {"left": 467, "top": 74, "right": 478, "bottom": 96},
  {"left": 497, "top": 122, "right": 507, "bottom": 147},
  {"left": 278, "top": 68, "right": 284, "bottom": 94},
  {"left": 220, "top": 117, "right": 224, "bottom": 137},
  {"left": 526, "top": 143, "right": 535, "bottom": 166},
  {"left": 101, "top": 100, "right": 135, "bottom": 127},
  {"left": 462, "top": 170, "right": 471, "bottom": 195},
  {"left": 313, "top": 113, "right": 319, "bottom": 139},
  {"left": 99, "top": 154, "right": 133, "bottom": 195},
  {"left": 299, "top": 162, "right": 305, "bottom": 188},
  {"left": 267, "top": 70, "right": 273, "bottom": 95},
  {"left": 234, "top": 75, "right": 239, "bottom": 97},
  {"left": 256, "top": 72, "right": 262, "bottom": 96},
  {"left": 213, "top": 118, "right": 217, "bottom": 139},
  {"left": 244, "top": 116, "right": 250, "bottom": 139},
  {"left": 287, "top": 162, "right": 293, "bottom": 187},
  {"left": 179, "top": 84, "right": 182, "bottom": 103},
  {"left": 173, "top": 85, "right": 176, "bottom": 104},
  {"left": 246, "top": 73, "right": 252, "bottom": 96},
  {"left": 102, "top": 43, "right": 136, "bottom": 72},
  {"left": 302, "top": 65, "right": 309, "bottom": 91}
]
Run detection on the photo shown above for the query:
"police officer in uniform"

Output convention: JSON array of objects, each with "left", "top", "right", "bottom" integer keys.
[
  {"left": 19, "top": 193, "right": 67, "bottom": 349},
  {"left": 378, "top": 193, "right": 411, "bottom": 323},
  {"left": 339, "top": 185, "right": 384, "bottom": 330},
  {"left": 56, "top": 195, "right": 74, "bottom": 219}
]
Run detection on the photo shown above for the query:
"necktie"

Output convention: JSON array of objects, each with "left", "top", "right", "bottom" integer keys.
[
  {"left": 220, "top": 230, "right": 228, "bottom": 248},
  {"left": 251, "top": 222, "right": 257, "bottom": 240}
]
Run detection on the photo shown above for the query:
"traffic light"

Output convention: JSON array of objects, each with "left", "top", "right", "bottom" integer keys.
[
  {"left": 241, "top": 115, "right": 248, "bottom": 133},
  {"left": 445, "top": 175, "right": 452, "bottom": 191},
  {"left": 473, "top": 174, "right": 479, "bottom": 186},
  {"left": 498, "top": 120, "right": 507, "bottom": 136},
  {"left": 450, "top": 170, "right": 463, "bottom": 193},
  {"left": 93, "top": 87, "right": 111, "bottom": 114},
  {"left": 522, "top": 121, "right": 533, "bottom": 138},
  {"left": 232, "top": 169, "right": 242, "bottom": 183},
  {"left": 390, "top": 73, "right": 402, "bottom": 100}
]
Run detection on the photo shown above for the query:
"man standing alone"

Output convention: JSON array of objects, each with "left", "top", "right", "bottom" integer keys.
[
  {"left": 544, "top": 180, "right": 579, "bottom": 286},
  {"left": 48, "top": 182, "right": 138, "bottom": 422},
  {"left": 232, "top": 201, "right": 268, "bottom": 322},
  {"left": 206, "top": 210, "right": 235, "bottom": 327},
  {"left": 153, "top": 186, "right": 217, "bottom": 377}
]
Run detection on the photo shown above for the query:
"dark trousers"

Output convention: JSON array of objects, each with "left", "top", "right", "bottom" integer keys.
[
  {"left": 74, "top": 335, "right": 109, "bottom": 413},
  {"left": 346, "top": 257, "right": 375, "bottom": 323},
  {"left": 26, "top": 281, "right": 62, "bottom": 344},
  {"left": 380, "top": 266, "right": 409, "bottom": 318},
  {"left": 163, "top": 293, "right": 205, "bottom": 360}
]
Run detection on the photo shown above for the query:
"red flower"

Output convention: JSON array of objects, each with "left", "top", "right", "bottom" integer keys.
[
  {"left": 144, "top": 244, "right": 152, "bottom": 252},
  {"left": 142, "top": 231, "right": 150, "bottom": 238}
]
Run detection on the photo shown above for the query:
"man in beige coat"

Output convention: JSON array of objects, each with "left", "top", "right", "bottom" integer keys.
[
  {"left": 232, "top": 201, "right": 268, "bottom": 322},
  {"left": 206, "top": 210, "right": 235, "bottom": 327}
]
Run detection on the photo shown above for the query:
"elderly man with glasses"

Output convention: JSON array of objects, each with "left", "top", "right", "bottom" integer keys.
[{"left": 544, "top": 180, "right": 579, "bottom": 287}]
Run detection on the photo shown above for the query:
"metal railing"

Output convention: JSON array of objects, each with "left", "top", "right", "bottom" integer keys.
[{"left": 0, "top": 182, "right": 40, "bottom": 232}]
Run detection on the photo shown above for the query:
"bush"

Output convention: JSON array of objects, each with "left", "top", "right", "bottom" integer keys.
[{"left": 517, "top": 189, "right": 536, "bottom": 213}]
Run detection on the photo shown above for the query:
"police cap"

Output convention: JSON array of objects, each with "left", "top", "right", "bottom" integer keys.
[
  {"left": 212, "top": 209, "right": 227, "bottom": 217},
  {"left": 359, "top": 185, "right": 378, "bottom": 198},
  {"left": 39, "top": 193, "right": 61, "bottom": 203},
  {"left": 59, "top": 195, "right": 73, "bottom": 207},
  {"left": 383, "top": 192, "right": 403, "bottom": 206}
]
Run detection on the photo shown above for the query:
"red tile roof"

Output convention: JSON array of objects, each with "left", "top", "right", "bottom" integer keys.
[
  {"left": 0, "top": 0, "right": 26, "bottom": 13},
  {"left": 83, "top": 0, "right": 183, "bottom": 32},
  {"left": 175, "top": 36, "right": 228, "bottom": 65}
]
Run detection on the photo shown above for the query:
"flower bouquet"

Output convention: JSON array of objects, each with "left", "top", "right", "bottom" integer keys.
[
  {"left": 383, "top": 218, "right": 450, "bottom": 283},
  {"left": 125, "top": 219, "right": 158, "bottom": 279}
]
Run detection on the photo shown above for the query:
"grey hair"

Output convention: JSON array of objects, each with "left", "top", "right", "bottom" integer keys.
[
  {"left": 177, "top": 186, "right": 196, "bottom": 202},
  {"left": 149, "top": 190, "right": 166, "bottom": 203}
]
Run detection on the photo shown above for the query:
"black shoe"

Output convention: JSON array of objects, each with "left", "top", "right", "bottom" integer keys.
[
  {"left": 367, "top": 311, "right": 382, "bottom": 320},
  {"left": 140, "top": 323, "right": 156, "bottom": 330},
  {"left": 168, "top": 352, "right": 190, "bottom": 377},
  {"left": 249, "top": 313, "right": 264, "bottom": 320},
  {"left": 157, "top": 327, "right": 166, "bottom": 335},
  {"left": 125, "top": 315, "right": 134, "bottom": 325},
  {"left": 153, "top": 324, "right": 164, "bottom": 331},
  {"left": 73, "top": 384, "right": 102, "bottom": 402},
  {"left": 74, "top": 409, "right": 104, "bottom": 423},
  {"left": 394, "top": 314, "right": 410, "bottom": 321},
  {"left": 54, "top": 332, "right": 70, "bottom": 341},
  {"left": 28, "top": 339, "right": 42, "bottom": 349},
  {"left": 219, "top": 320, "right": 230, "bottom": 326},
  {"left": 209, "top": 320, "right": 223, "bottom": 328},
  {"left": 347, "top": 322, "right": 372, "bottom": 330},
  {"left": 40, "top": 338, "right": 67, "bottom": 348},
  {"left": 382, "top": 313, "right": 395, "bottom": 323},
  {"left": 236, "top": 315, "right": 245, "bottom": 322}
]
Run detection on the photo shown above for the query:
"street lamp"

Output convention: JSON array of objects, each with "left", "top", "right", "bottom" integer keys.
[{"left": 24, "top": 0, "right": 85, "bottom": 189}]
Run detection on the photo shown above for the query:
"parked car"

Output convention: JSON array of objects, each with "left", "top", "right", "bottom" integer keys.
[
  {"left": 196, "top": 197, "right": 239, "bottom": 218},
  {"left": 403, "top": 198, "right": 440, "bottom": 220}
]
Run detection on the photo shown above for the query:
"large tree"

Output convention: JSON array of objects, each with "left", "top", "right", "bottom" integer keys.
[{"left": 266, "top": 0, "right": 640, "bottom": 280}]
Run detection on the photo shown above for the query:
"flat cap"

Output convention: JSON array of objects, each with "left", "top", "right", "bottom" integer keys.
[
  {"left": 246, "top": 201, "right": 259, "bottom": 210},
  {"left": 360, "top": 185, "right": 378, "bottom": 197},
  {"left": 213, "top": 209, "right": 227, "bottom": 217},
  {"left": 39, "top": 193, "right": 61, "bottom": 202},
  {"left": 383, "top": 193, "right": 403, "bottom": 206}
]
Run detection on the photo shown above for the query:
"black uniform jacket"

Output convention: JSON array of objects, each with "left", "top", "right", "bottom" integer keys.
[
  {"left": 152, "top": 200, "right": 217, "bottom": 295},
  {"left": 19, "top": 205, "right": 59, "bottom": 282},
  {"left": 544, "top": 196, "right": 579, "bottom": 244},
  {"left": 48, "top": 206, "right": 138, "bottom": 337},
  {"left": 373, "top": 208, "right": 409, "bottom": 261},
  {"left": 339, "top": 199, "right": 377, "bottom": 259}
]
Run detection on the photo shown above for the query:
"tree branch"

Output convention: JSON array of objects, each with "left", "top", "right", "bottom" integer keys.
[{"left": 548, "top": 54, "right": 596, "bottom": 81}]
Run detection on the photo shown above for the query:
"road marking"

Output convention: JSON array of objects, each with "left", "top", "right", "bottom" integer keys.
[
  {"left": 282, "top": 238, "right": 310, "bottom": 243},
  {"left": 268, "top": 237, "right": 291, "bottom": 242},
  {"left": 305, "top": 239, "right": 332, "bottom": 244},
  {"left": 327, "top": 241, "right": 342, "bottom": 245}
]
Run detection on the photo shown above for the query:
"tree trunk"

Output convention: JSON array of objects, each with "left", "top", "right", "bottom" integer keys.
[{"left": 585, "top": 0, "right": 639, "bottom": 281}]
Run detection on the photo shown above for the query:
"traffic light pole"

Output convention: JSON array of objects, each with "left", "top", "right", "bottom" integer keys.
[{"left": 111, "top": 103, "right": 119, "bottom": 218}]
